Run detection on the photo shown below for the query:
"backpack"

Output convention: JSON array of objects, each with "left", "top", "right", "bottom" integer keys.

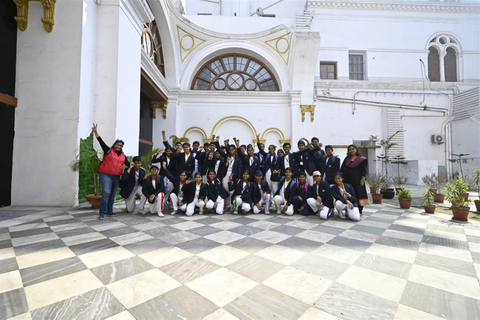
[{"left": 295, "top": 182, "right": 309, "bottom": 194}]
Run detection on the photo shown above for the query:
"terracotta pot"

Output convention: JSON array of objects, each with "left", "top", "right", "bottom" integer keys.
[
  {"left": 451, "top": 206, "right": 469, "bottom": 221},
  {"left": 434, "top": 193, "right": 445, "bottom": 203},
  {"left": 475, "top": 200, "right": 480, "bottom": 212},
  {"left": 429, "top": 189, "right": 437, "bottom": 194},
  {"left": 395, "top": 188, "right": 403, "bottom": 195},
  {"left": 382, "top": 189, "right": 395, "bottom": 199},
  {"left": 423, "top": 204, "right": 436, "bottom": 214},
  {"left": 399, "top": 198, "right": 411, "bottom": 209},
  {"left": 372, "top": 193, "right": 383, "bottom": 204},
  {"left": 461, "top": 193, "right": 470, "bottom": 202},
  {"left": 85, "top": 194, "right": 102, "bottom": 209},
  {"left": 370, "top": 187, "right": 377, "bottom": 194}
]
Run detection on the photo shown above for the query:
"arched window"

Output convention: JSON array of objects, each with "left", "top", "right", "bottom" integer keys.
[
  {"left": 427, "top": 34, "right": 460, "bottom": 82},
  {"left": 191, "top": 54, "right": 279, "bottom": 91},
  {"left": 142, "top": 22, "right": 165, "bottom": 77}
]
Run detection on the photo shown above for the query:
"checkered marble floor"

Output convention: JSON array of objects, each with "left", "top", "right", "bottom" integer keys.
[{"left": 1, "top": 203, "right": 480, "bottom": 320}]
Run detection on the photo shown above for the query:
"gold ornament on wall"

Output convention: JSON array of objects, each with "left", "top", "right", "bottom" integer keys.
[
  {"left": 152, "top": 101, "right": 168, "bottom": 119},
  {"left": 265, "top": 33, "right": 292, "bottom": 64},
  {"left": 14, "top": 0, "right": 56, "bottom": 33},
  {"left": 300, "top": 105, "right": 316, "bottom": 122},
  {"left": 177, "top": 26, "right": 206, "bottom": 62}
]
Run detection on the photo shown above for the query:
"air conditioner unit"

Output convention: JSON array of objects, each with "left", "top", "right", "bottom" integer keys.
[{"left": 431, "top": 134, "right": 445, "bottom": 144}]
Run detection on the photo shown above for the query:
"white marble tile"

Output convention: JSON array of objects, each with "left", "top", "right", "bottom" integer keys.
[
  {"left": 9, "top": 222, "right": 48, "bottom": 232},
  {"left": 469, "top": 242, "right": 480, "bottom": 253},
  {"left": 357, "top": 220, "right": 391, "bottom": 229},
  {"left": 110, "top": 232, "right": 154, "bottom": 246},
  {"left": 90, "top": 221, "right": 127, "bottom": 232},
  {"left": 394, "top": 304, "right": 445, "bottom": 320},
  {"left": 248, "top": 220, "right": 281, "bottom": 230},
  {"left": 263, "top": 266, "right": 333, "bottom": 305},
  {"left": 285, "top": 220, "right": 318, "bottom": 229},
  {"left": 169, "top": 221, "right": 205, "bottom": 231},
  {"left": 105, "top": 310, "right": 136, "bottom": 320},
  {"left": 310, "top": 243, "right": 363, "bottom": 264},
  {"left": 24, "top": 270, "right": 103, "bottom": 310},
  {"left": 255, "top": 245, "right": 307, "bottom": 265},
  {"left": 61, "top": 232, "right": 107, "bottom": 246},
  {"left": 465, "top": 227, "right": 480, "bottom": 237},
  {"left": 131, "top": 221, "right": 166, "bottom": 231},
  {"left": 0, "top": 247, "right": 15, "bottom": 260},
  {"left": 204, "top": 230, "right": 245, "bottom": 244},
  {"left": 43, "top": 215, "right": 75, "bottom": 222},
  {"left": 0, "top": 233, "right": 11, "bottom": 241},
  {"left": 392, "top": 219, "right": 427, "bottom": 230},
  {"left": 321, "top": 220, "right": 354, "bottom": 229},
  {"left": 209, "top": 221, "right": 243, "bottom": 230},
  {"left": 408, "top": 264, "right": 480, "bottom": 299},
  {"left": 107, "top": 269, "right": 181, "bottom": 308},
  {"left": 7, "top": 312, "right": 32, "bottom": 320},
  {"left": 202, "top": 308, "right": 239, "bottom": 320},
  {"left": 296, "top": 230, "right": 336, "bottom": 243},
  {"left": 50, "top": 222, "right": 88, "bottom": 232},
  {"left": 424, "top": 229, "right": 467, "bottom": 242},
  {"left": 337, "top": 265, "right": 407, "bottom": 302},
  {"left": 79, "top": 247, "right": 135, "bottom": 268},
  {"left": 198, "top": 245, "right": 250, "bottom": 266},
  {"left": 0, "top": 270, "right": 23, "bottom": 294},
  {"left": 382, "top": 229, "right": 424, "bottom": 243},
  {"left": 11, "top": 233, "right": 59, "bottom": 247},
  {"left": 16, "top": 247, "right": 76, "bottom": 269},
  {"left": 365, "top": 243, "right": 417, "bottom": 264},
  {"left": 299, "top": 307, "right": 340, "bottom": 320},
  {"left": 138, "top": 247, "right": 191, "bottom": 268},
  {"left": 251, "top": 230, "right": 291, "bottom": 243},
  {"left": 186, "top": 267, "right": 257, "bottom": 307},
  {"left": 418, "top": 243, "right": 472, "bottom": 263},
  {"left": 475, "top": 263, "right": 480, "bottom": 279},
  {"left": 339, "top": 229, "right": 379, "bottom": 243}
]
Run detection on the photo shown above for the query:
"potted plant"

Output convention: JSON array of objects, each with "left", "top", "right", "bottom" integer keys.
[
  {"left": 445, "top": 178, "right": 471, "bottom": 221},
  {"left": 421, "top": 173, "right": 437, "bottom": 194},
  {"left": 398, "top": 188, "right": 412, "bottom": 209},
  {"left": 423, "top": 189, "right": 436, "bottom": 213},
  {"left": 372, "top": 191, "right": 383, "bottom": 204},
  {"left": 393, "top": 175, "right": 407, "bottom": 195},
  {"left": 71, "top": 133, "right": 103, "bottom": 208},
  {"left": 474, "top": 169, "right": 480, "bottom": 212},
  {"left": 434, "top": 173, "right": 448, "bottom": 203},
  {"left": 367, "top": 173, "right": 382, "bottom": 194},
  {"left": 380, "top": 180, "right": 395, "bottom": 199}
]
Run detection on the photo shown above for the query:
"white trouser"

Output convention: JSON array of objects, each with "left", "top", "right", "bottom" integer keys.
[
  {"left": 305, "top": 172, "right": 314, "bottom": 186},
  {"left": 222, "top": 171, "right": 234, "bottom": 207},
  {"left": 169, "top": 193, "right": 185, "bottom": 211},
  {"left": 232, "top": 197, "right": 251, "bottom": 213},
  {"left": 307, "top": 198, "right": 332, "bottom": 220},
  {"left": 335, "top": 200, "right": 360, "bottom": 221},
  {"left": 253, "top": 194, "right": 272, "bottom": 214},
  {"left": 164, "top": 177, "right": 174, "bottom": 205},
  {"left": 148, "top": 193, "right": 164, "bottom": 214},
  {"left": 265, "top": 170, "right": 278, "bottom": 196},
  {"left": 186, "top": 198, "right": 205, "bottom": 216},
  {"left": 273, "top": 195, "right": 294, "bottom": 215},
  {"left": 125, "top": 185, "right": 147, "bottom": 212},
  {"left": 206, "top": 196, "right": 225, "bottom": 215}
]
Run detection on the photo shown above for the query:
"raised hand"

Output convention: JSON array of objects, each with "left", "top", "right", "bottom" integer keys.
[{"left": 92, "top": 123, "right": 99, "bottom": 137}]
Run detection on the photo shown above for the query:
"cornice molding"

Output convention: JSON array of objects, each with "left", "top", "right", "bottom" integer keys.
[
  {"left": 314, "top": 79, "right": 480, "bottom": 90},
  {"left": 307, "top": 1, "right": 480, "bottom": 13}
]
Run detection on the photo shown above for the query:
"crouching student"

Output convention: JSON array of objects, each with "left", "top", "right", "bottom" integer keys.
[
  {"left": 291, "top": 172, "right": 311, "bottom": 215},
  {"left": 331, "top": 172, "right": 360, "bottom": 221},
  {"left": 119, "top": 156, "right": 147, "bottom": 213},
  {"left": 229, "top": 170, "right": 253, "bottom": 214},
  {"left": 205, "top": 169, "right": 229, "bottom": 215},
  {"left": 272, "top": 167, "right": 296, "bottom": 215},
  {"left": 252, "top": 170, "right": 272, "bottom": 214},
  {"left": 176, "top": 172, "right": 207, "bottom": 216},
  {"left": 142, "top": 165, "right": 166, "bottom": 217},
  {"left": 307, "top": 171, "right": 333, "bottom": 219},
  {"left": 168, "top": 171, "right": 191, "bottom": 215}
]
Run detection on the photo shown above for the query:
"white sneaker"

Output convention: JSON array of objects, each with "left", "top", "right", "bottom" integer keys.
[
  {"left": 158, "top": 212, "right": 164, "bottom": 217},
  {"left": 339, "top": 211, "right": 346, "bottom": 220},
  {"left": 277, "top": 209, "right": 281, "bottom": 214},
  {"left": 233, "top": 209, "right": 238, "bottom": 215},
  {"left": 138, "top": 210, "right": 147, "bottom": 214},
  {"left": 265, "top": 210, "right": 270, "bottom": 215},
  {"left": 170, "top": 210, "right": 176, "bottom": 215}
]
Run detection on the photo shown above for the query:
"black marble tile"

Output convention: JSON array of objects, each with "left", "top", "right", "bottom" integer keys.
[
  {"left": 0, "top": 209, "right": 44, "bottom": 218},
  {"left": 0, "top": 257, "right": 18, "bottom": 274},
  {"left": 414, "top": 252, "right": 477, "bottom": 278},
  {"left": 13, "top": 239, "right": 66, "bottom": 256},
  {"left": 123, "top": 238, "right": 170, "bottom": 255},
  {"left": 422, "top": 235, "right": 469, "bottom": 250},
  {"left": 327, "top": 236, "right": 372, "bottom": 252},
  {"left": 188, "top": 226, "right": 224, "bottom": 237},
  {"left": 44, "top": 219, "right": 79, "bottom": 227},
  {"left": 230, "top": 217, "right": 258, "bottom": 225},
  {"left": 388, "top": 223, "right": 425, "bottom": 235},
  {"left": 55, "top": 227, "right": 97, "bottom": 239},
  {"left": 375, "top": 235, "right": 420, "bottom": 251},
  {"left": 277, "top": 236, "right": 323, "bottom": 253},
  {"left": 310, "top": 224, "right": 345, "bottom": 235},
  {"left": 228, "top": 237, "right": 272, "bottom": 253},
  {"left": 195, "top": 217, "right": 223, "bottom": 225},
  {"left": 270, "top": 225, "right": 306, "bottom": 236},
  {"left": 0, "top": 288, "right": 29, "bottom": 319},
  {"left": 143, "top": 226, "right": 180, "bottom": 237},
  {"left": 467, "top": 235, "right": 480, "bottom": 244},
  {"left": 90, "top": 256, "right": 154, "bottom": 285},
  {"left": 10, "top": 227, "right": 53, "bottom": 238},
  {"left": 176, "top": 237, "right": 222, "bottom": 254},
  {"left": 100, "top": 226, "right": 139, "bottom": 238},
  {"left": 0, "top": 239, "right": 12, "bottom": 249},
  {"left": 229, "top": 225, "right": 264, "bottom": 236},
  {"left": 350, "top": 224, "right": 386, "bottom": 235},
  {"left": 68, "top": 238, "right": 119, "bottom": 255},
  {"left": 264, "top": 217, "right": 293, "bottom": 225},
  {"left": 20, "top": 257, "right": 87, "bottom": 286}
]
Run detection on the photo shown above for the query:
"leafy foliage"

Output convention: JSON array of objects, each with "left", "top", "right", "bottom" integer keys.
[
  {"left": 71, "top": 133, "right": 103, "bottom": 197},
  {"left": 445, "top": 178, "right": 471, "bottom": 207},
  {"left": 398, "top": 188, "right": 412, "bottom": 200}
]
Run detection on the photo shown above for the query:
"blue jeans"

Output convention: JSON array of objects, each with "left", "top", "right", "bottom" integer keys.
[{"left": 99, "top": 173, "right": 120, "bottom": 216}]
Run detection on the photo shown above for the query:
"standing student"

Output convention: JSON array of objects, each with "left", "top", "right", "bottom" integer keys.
[
  {"left": 176, "top": 142, "right": 195, "bottom": 176},
  {"left": 238, "top": 143, "right": 260, "bottom": 182},
  {"left": 142, "top": 165, "right": 166, "bottom": 217},
  {"left": 321, "top": 145, "right": 340, "bottom": 185},
  {"left": 331, "top": 172, "right": 360, "bottom": 221},
  {"left": 251, "top": 171, "right": 272, "bottom": 214},
  {"left": 275, "top": 143, "right": 298, "bottom": 178},
  {"left": 119, "top": 156, "right": 147, "bottom": 213},
  {"left": 92, "top": 124, "right": 130, "bottom": 220},
  {"left": 229, "top": 170, "right": 253, "bottom": 214},
  {"left": 205, "top": 169, "right": 229, "bottom": 215},
  {"left": 257, "top": 134, "right": 278, "bottom": 195},
  {"left": 297, "top": 144, "right": 321, "bottom": 186},
  {"left": 307, "top": 171, "right": 333, "bottom": 219},
  {"left": 294, "top": 140, "right": 307, "bottom": 176},
  {"left": 217, "top": 140, "right": 242, "bottom": 207},
  {"left": 272, "top": 167, "right": 296, "bottom": 215},
  {"left": 341, "top": 144, "right": 368, "bottom": 214},
  {"left": 255, "top": 142, "right": 266, "bottom": 172},
  {"left": 195, "top": 142, "right": 211, "bottom": 179}
]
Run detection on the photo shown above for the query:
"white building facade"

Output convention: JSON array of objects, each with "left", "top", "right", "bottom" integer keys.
[{"left": 9, "top": 0, "right": 480, "bottom": 206}]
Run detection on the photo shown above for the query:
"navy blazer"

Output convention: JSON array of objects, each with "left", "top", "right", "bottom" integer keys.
[
  {"left": 257, "top": 143, "right": 278, "bottom": 175},
  {"left": 251, "top": 180, "right": 271, "bottom": 205},
  {"left": 205, "top": 155, "right": 226, "bottom": 179},
  {"left": 320, "top": 155, "right": 341, "bottom": 185},
  {"left": 217, "top": 144, "right": 243, "bottom": 181},
  {"left": 296, "top": 146, "right": 321, "bottom": 175},
  {"left": 229, "top": 179, "right": 253, "bottom": 204},
  {"left": 142, "top": 175, "right": 165, "bottom": 198},
  {"left": 331, "top": 183, "right": 358, "bottom": 206},
  {"left": 151, "top": 153, "right": 178, "bottom": 176},
  {"left": 206, "top": 178, "right": 229, "bottom": 200},
  {"left": 240, "top": 154, "right": 260, "bottom": 179},
  {"left": 274, "top": 177, "right": 297, "bottom": 205},
  {"left": 176, "top": 152, "right": 196, "bottom": 175},
  {"left": 308, "top": 181, "right": 333, "bottom": 208},
  {"left": 119, "top": 168, "right": 146, "bottom": 199},
  {"left": 181, "top": 182, "right": 207, "bottom": 205},
  {"left": 276, "top": 153, "right": 298, "bottom": 177}
]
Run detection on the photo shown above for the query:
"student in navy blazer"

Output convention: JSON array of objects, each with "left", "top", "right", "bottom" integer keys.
[
  {"left": 205, "top": 169, "right": 229, "bottom": 215},
  {"left": 290, "top": 172, "right": 311, "bottom": 215},
  {"left": 229, "top": 170, "right": 253, "bottom": 214},
  {"left": 330, "top": 172, "right": 360, "bottom": 221},
  {"left": 142, "top": 165, "right": 166, "bottom": 217},
  {"left": 296, "top": 144, "right": 321, "bottom": 186},
  {"left": 238, "top": 144, "right": 260, "bottom": 182},
  {"left": 320, "top": 145, "right": 341, "bottom": 185},
  {"left": 256, "top": 134, "right": 279, "bottom": 195},
  {"left": 307, "top": 171, "right": 333, "bottom": 219},
  {"left": 251, "top": 170, "right": 272, "bottom": 214},
  {"left": 119, "top": 156, "right": 147, "bottom": 213},
  {"left": 272, "top": 167, "right": 296, "bottom": 215},
  {"left": 275, "top": 142, "right": 298, "bottom": 178}
]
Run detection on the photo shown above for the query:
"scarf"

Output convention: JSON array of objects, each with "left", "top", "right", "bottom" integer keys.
[{"left": 344, "top": 156, "right": 367, "bottom": 168}]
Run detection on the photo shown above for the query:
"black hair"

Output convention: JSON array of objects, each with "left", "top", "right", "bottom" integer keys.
[
  {"left": 325, "top": 145, "right": 333, "bottom": 151},
  {"left": 311, "top": 137, "right": 319, "bottom": 142},
  {"left": 175, "top": 142, "right": 182, "bottom": 146},
  {"left": 277, "top": 149, "right": 284, "bottom": 154},
  {"left": 298, "top": 171, "right": 306, "bottom": 177},
  {"left": 346, "top": 144, "right": 361, "bottom": 156},
  {"left": 242, "top": 169, "right": 250, "bottom": 176},
  {"left": 193, "top": 141, "right": 200, "bottom": 146},
  {"left": 132, "top": 156, "right": 141, "bottom": 162},
  {"left": 297, "top": 140, "right": 305, "bottom": 146},
  {"left": 335, "top": 172, "right": 343, "bottom": 179},
  {"left": 204, "top": 142, "right": 210, "bottom": 147},
  {"left": 268, "top": 144, "right": 276, "bottom": 150},
  {"left": 285, "top": 167, "right": 293, "bottom": 173},
  {"left": 283, "top": 143, "right": 291, "bottom": 148},
  {"left": 111, "top": 139, "right": 124, "bottom": 148},
  {"left": 240, "top": 144, "right": 247, "bottom": 150},
  {"left": 195, "top": 172, "right": 202, "bottom": 178},
  {"left": 228, "top": 144, "right": 236, "bottom": 150},
  {"left": 182, "top": 142, "right": 190, "bottom": 147}
]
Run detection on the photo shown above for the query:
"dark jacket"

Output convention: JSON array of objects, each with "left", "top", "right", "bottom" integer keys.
[
  {"left": 217, "top": 143, "right": 243, "bottom": 181},
  {"left": 331, "top": 183, "right": 358, "bottom": 206},
  {"left": 251, "top": 180, "right": 271, "bottom": 205},
  {"left": 229, "top": 179, "right": 253, "bottom": 204},
  {"left": 181, "top": 182, "right": 207, "bottom": 205},
  {"left": 152, "top": 153, "right": 178, "bottom": 176},
  {"left": 206, "top": 154, "right": 227, "bottom": 179},
  {"left": 119, "top": 167, "right": 146, "bottom": 199},
  {"left": 239, "top": 152, "right": 260, "bottom": 180},
  {"left": 257, "top": 143, "right": 278, "bottom": 175},
  {"left": 274, "top": 177, "right": 297, "bottom": 205},
  {"left": 176, "top": 152, "right": 196, "bottom": 175},
  {"left": 320, "top": 155, "right": 341, "bottom": 184},
  {"left": 308, "top": 181, "right": 333, "bottom": 208},
  {"left": 292, "top": 181, "right": 309, "bottom": 206},
  {"left": 296, "top": 146, "right": 322, "bottom": 175},
  {"left": 276, "top": 153, "right": 298, "bottom": 178},
  {"left": 142, "top": 175, "right": 165, "bottom": 199},
  {"left": 206, "top": 178, "right": 229, "bottom": 200}
]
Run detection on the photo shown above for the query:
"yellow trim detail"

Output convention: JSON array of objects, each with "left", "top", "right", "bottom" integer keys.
[{"left": 177, "top": 25, "right": 206, "bottom": 63}]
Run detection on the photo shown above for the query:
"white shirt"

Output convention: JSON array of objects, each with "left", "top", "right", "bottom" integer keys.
[
  {"left": 284, "top": 154, "right": 290, "bottom": 168},
  {"left": 151, "top": 178, "right": 156, "bottom": 189},
  {"left": 195, "top": 184, "right": 201, "bottom": 199}
]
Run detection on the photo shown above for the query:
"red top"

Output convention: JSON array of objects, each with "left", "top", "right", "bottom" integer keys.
[{"left": 99, "top": 149, "right": 126, "bottom": 175}]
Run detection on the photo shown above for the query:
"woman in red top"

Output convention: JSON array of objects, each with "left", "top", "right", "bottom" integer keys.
[{"left": 92, "top": 124, "right": 130, "bottom": 220}]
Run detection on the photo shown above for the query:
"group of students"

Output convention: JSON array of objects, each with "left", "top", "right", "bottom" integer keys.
[{"left": 93, "top": 124, "right": 368, "bottom": 221}]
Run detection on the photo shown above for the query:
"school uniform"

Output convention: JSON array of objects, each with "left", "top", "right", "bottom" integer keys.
[
  {"left": 273, "top": 177, "right": 296, "bottom": 215},
  {"left": 168, "top": 179, "right": 188, "bottom": 213},
  {"left": 291, "top": 181, "right": 311, "bottom": 215},
  {"left": 320, "top": 155, "right": 341, "bottom": 185},
  {"left": 276, "top": 153, "right": 298, "bottom": 178},
  {"left": 179, "top": 182, "right": 207, "bottom": 216},
  {"left": 239, "top": 153, "right": 260, "bottom": 181},
  {"left": 307, "top": 180, "right": 333, "bottom": 219},
  {"left": 176, "top": 152, "right": 196, "bottom": 176},
  {"left": 229, "top": 179, "right": 253, "bottom": 213},
  {"left": 255, "top": 150, "right": 265, "bottom": 173},
  {"left": 205, "top": 178, "right": 229, "bottom": 215},
  {"left": 142, "top": 174, "right": 166, "bottom": 216},
  {"left": 296, "top": 146, "right": 321, "bottom": 185},
  {"left": 257, "top": 143, "right": 279, "bottom": 195},
  {"left": 119, "top": 167, "right": 147, "bottom": 213},
  {"left": 331, "top": 183, "right": 360, "bottom": 221},
  {"left": 251, "top": 179, "right": 272, "bottom": 214}
]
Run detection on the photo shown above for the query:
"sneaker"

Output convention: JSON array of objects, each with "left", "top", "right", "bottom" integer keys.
[
  {"left": 138, "top": 210, "right": 148, "bottom": 214},
  {"left": 199, "top": 208, "right": 204, "bottom": 215},
  {"left": 233, "top": 209, "right": 238, "bottom": 215},
  {"left": 158, "top": 212, "right": 164, "bottom": 217},
  {"left": 339, "top": 211, "right": 347, "bottom": 220},
  {"left": 99, "top": 214, "right": 105, "bottom": 220},
  {"left": 277, "top": 209, "right": 281, "bottom": 214},
  {"left": 170, "top": 210, "right": 176, "bottom": 215},
  {"left": 265, "top": 210, "right": 270, "bottom": 215},
  {"left": 106, "top": 213, "right": 118, "bottom": 217}
]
